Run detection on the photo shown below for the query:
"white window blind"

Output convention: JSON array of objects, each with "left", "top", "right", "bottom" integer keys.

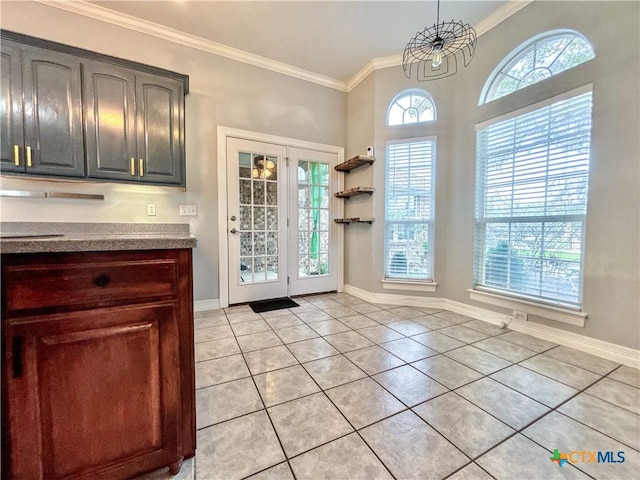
[
  {"left": 474, "top": 89, "right": 593, "bottom": 307},
  {"left": 385, "top": 138, "right": 435, "bottom": 280}
]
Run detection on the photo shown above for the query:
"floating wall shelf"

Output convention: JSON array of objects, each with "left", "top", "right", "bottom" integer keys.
[
  {"left": 334, "top": 217, "right": 374, "bottom": 224},
  {"left": 334, "top": 155, "right": 375, "bottom": 173},
  {"left": 334, "top": 187, "right": 375, "bottom": 199}
]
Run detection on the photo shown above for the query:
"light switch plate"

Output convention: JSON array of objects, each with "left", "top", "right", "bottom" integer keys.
[{"left": 180, "top": 205, "right": 197, "bottom": 216}]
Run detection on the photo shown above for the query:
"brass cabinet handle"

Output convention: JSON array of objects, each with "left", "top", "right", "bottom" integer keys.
[
  {"left": 26, "top": 146, "right": 32, "bottom": 167},
  {"left": 130, "top": 158, "right": 135, "bottom": 176},
  {"left": 139, "top": 158, "right": 144, "bottom": 177},
  {"left": 13, "top": 145, "right": 19, "bottom": 166}
]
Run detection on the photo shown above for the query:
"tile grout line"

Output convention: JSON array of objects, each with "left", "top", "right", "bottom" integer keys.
[
  {"left": 195, "top": 301, "right": 636, "bottom": 480},
  {"left": 270, "top": 311, "right": 508, "bottom": 479},
  {"left": 278, "top": 338, "right": 400, "bottom": 480},
  {"left": 231, "top": 318, "right": 301, "bottom": 480},
  {"left": 455, "top": 367, "right": 626, "bottom": 480}
]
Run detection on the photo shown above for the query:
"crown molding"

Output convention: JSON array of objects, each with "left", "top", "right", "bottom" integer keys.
[
  {"left": 345, "top": 0, "right": 535, "bottom": 92},
  {"left": 345, "top": 54, "right": 402, "bottom": 92},
  {"left": 35, "top": 0, "right": 349, "bottom": 92},
  {"left": 36, "top": 0, "right": 533, "bottom": 94}
]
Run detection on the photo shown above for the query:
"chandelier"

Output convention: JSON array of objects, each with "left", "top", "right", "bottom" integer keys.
[
  {"left": 252, "top": 155, "right": 275, "bottom": 179},
  {"left": 402, "top": 0, "right": 477, "bottom": 81}
]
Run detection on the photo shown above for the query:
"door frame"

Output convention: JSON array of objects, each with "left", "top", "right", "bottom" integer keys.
[{"left": 217, "top": 126, "right": 344, "bottom": 308}]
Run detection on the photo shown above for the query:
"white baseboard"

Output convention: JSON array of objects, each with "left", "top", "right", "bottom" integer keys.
[
  {"left": 194, "top": 299, "right": 221, "bottom": 312},
  {"left": 344, "top": 284, "right": 640, "bottom": 369},
  {"left": 344, "top": 284, "right": 445, "bottom": 309},
  {"left": 508, "top": 319, "right": 640, "bottom": 369},
  {"left": 445, "top": 299, "right": 511, "bottom": 327}
]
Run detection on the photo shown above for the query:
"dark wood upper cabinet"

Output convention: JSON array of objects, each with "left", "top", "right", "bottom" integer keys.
[
  {"left": 0, "top": 31, "right": 188, "bottom": 187},
  {"left": 22, "top": 46, "right": 85, "bottom": 177},
  {"left": 136, "top": 73, "right": 184, "bottom": 185},
  {"left": 84, "top": 64, "right": 184, "bottom": 185},
  {"left": 0, "top": 42, "right": 24, "bottom": 173},
  {"left": 1, "top": 41, "right": 84, "bottom": 176},
  {"left": 84, "top": 62, "right": 138, "bottom": 180}
]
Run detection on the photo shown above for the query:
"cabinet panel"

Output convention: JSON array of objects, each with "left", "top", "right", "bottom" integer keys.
[
  {"left": 0, "top": 42, "right": 24, "bottom": 173},
  {"left": 5, "top": 303, "right": 181, "bottom": 479},
  {"left": 136, "top": 74, "right": 183, "bottom": 185},
  {"left": 3, "top": 258, "right": 177, "bottom": 312},
  {"left": 84, "top": 62, "right": 137, "bottom": 180},
  {"left": 21, "top": 46, "right": 85, "bottom": 177}
]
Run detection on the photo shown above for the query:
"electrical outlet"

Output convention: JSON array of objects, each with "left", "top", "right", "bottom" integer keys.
[
  {"left": 512, "top": 310, "right": 528, "bottom": 322},
  {"left": 147, "top": 204, "right": 156, "bottom": 216},
  {"left": 180, "top": 205, "right": 197, "bottom": 216}
]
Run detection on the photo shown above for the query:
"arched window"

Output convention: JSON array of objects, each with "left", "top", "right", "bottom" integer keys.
[
  {"left": 480, "top": 30, "right": 595, "bottom": 104},
  {"left": 387, "top": 89, "right": 436, "bottom": 126}
]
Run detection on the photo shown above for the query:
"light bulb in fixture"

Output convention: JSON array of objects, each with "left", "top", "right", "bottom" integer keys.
[
  {"left": 431, "top": 50, "right": 443, "bottom": 68},
  {"left": 431, "top": 36, "right": 444, "bottom": 68}
]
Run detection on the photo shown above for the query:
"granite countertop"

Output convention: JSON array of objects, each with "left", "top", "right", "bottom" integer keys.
[{"left": 0, "top": 222, "right": 197, "bottom": 254}]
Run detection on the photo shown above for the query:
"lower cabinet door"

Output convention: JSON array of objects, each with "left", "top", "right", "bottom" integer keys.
[{"left": 4, "top": 303, "right": 182, "bottom": 480}]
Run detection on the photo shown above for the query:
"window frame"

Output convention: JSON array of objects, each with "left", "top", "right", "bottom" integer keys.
[
  {"left": 386, "top": 89, "right": 437, "bottom": 126},
  {"left": 473, "top": 84, "right": 593, "bottom": 314},
  {"left": 384, "top": 136, "right": 437, "bottom": 283},
  {"left": 479, "top": 29, "right": 595, "bottom": 105}
]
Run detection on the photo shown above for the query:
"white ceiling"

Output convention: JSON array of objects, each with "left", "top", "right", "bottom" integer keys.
[{"left": 87, "top": 1, "right": 508, "bottom": 83}]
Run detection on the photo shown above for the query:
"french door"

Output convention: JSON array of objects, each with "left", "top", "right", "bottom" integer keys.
[{"left": 226, "top": 138, "right": 339, "bottom": 304}]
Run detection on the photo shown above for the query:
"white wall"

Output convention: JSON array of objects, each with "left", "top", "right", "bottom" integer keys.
[
  {"left": 0, "top": 1, "right": 347, "bottom": 302},
  {"left": 345, "top": 1, "right": 640, "bottom": 349}
]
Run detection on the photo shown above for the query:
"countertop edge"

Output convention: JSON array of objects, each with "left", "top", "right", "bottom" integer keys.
[{"left": 0, "top": 237, "right": 197, "bottom": 254}]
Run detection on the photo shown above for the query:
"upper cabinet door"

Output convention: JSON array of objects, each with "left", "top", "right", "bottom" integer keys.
[
  {"left": 136, "top": 73, "right": 184, "bottom": 185},
  {"left": 22, "top": 46, "right": 85, "bottom": 177},
  {"left": 84, "top": 61, "right": 138, "bottom": 181},
  {"left": 1, "top": 42, "right": 25, "bottom": 173}
]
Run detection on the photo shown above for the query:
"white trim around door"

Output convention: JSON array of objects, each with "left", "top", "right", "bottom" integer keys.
[{"left": 217, "top": 126, "right": 344, "bottom": 308}]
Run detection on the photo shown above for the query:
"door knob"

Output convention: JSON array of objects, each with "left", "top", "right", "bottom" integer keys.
[
  {"left": 230, "top": 215, "right": 237, "bottom": 221},
  {"left": 230, "top": 228, "right": 239, "bottom": 234}
]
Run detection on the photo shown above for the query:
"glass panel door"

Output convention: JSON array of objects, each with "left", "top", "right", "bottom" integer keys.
[
  {"left": 228, "top": 138, "right": 288, "bottom": 304},
  {"left": 289, "top": 148, "right": 340, "bottom": 296},
  {"left": 238, "top": 152, "right": 279, "bottom": 283},
  {"left": 297, "top": 160, "right": 330, "bottom": 277}
]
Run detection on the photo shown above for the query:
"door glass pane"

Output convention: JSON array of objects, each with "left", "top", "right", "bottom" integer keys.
[
  {"left": 297, "top": 160, "right": 330, "bottom": 278},
  {"left": 238, "top": 152, "right": 279, "bottom": 284}
]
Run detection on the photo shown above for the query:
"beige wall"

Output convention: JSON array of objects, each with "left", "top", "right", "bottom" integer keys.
[
  {"left": 0, "top": 1, "right": 347, "bottom": 303},
  {"left": 345, "top": 1, "right": 640, "bottom": 349},
  {"left": 2, "top": 1, "right": 638, "bottom": 349},
  {"left": 343, "top": 73, "right": 376, "bottom": 291}
]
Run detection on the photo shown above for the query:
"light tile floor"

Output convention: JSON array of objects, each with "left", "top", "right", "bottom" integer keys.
[{"left": 139, "top": 293, "right": 640, "bottom": 480}]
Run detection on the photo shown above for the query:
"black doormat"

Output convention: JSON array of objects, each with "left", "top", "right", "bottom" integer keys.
[{"left": 249, "top": 297, "right": 299, "bottom": 313}]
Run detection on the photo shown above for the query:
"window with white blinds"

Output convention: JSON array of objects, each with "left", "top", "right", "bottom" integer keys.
[
  {"left": 385, "top": 138, "right": 435, "bottom": 280},
  {"left": 474, "top": 88, "right": 593, "bottom": 307}
]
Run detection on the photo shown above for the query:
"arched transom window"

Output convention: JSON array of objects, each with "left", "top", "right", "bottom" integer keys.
[
  {"left": 480, "top": 30, "right": 595, "bottom": 104},
  {"left": 387, "top": 89, "right": 436, "bottom": 126}
]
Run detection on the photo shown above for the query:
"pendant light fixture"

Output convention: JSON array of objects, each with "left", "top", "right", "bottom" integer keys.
[
  {"left": 402, "top": 0, "right": 477, "bottom": 81},
  {"left": 252, "top": 155, "right": 275, "bottom": 179}
]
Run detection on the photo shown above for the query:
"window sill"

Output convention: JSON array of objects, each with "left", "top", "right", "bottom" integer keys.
[
  {"left": 382, "top": 280, "right": 437, "bottom": 292},
  {"left": 467, "top": 288, "right": 587, "bottom": 327}
]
